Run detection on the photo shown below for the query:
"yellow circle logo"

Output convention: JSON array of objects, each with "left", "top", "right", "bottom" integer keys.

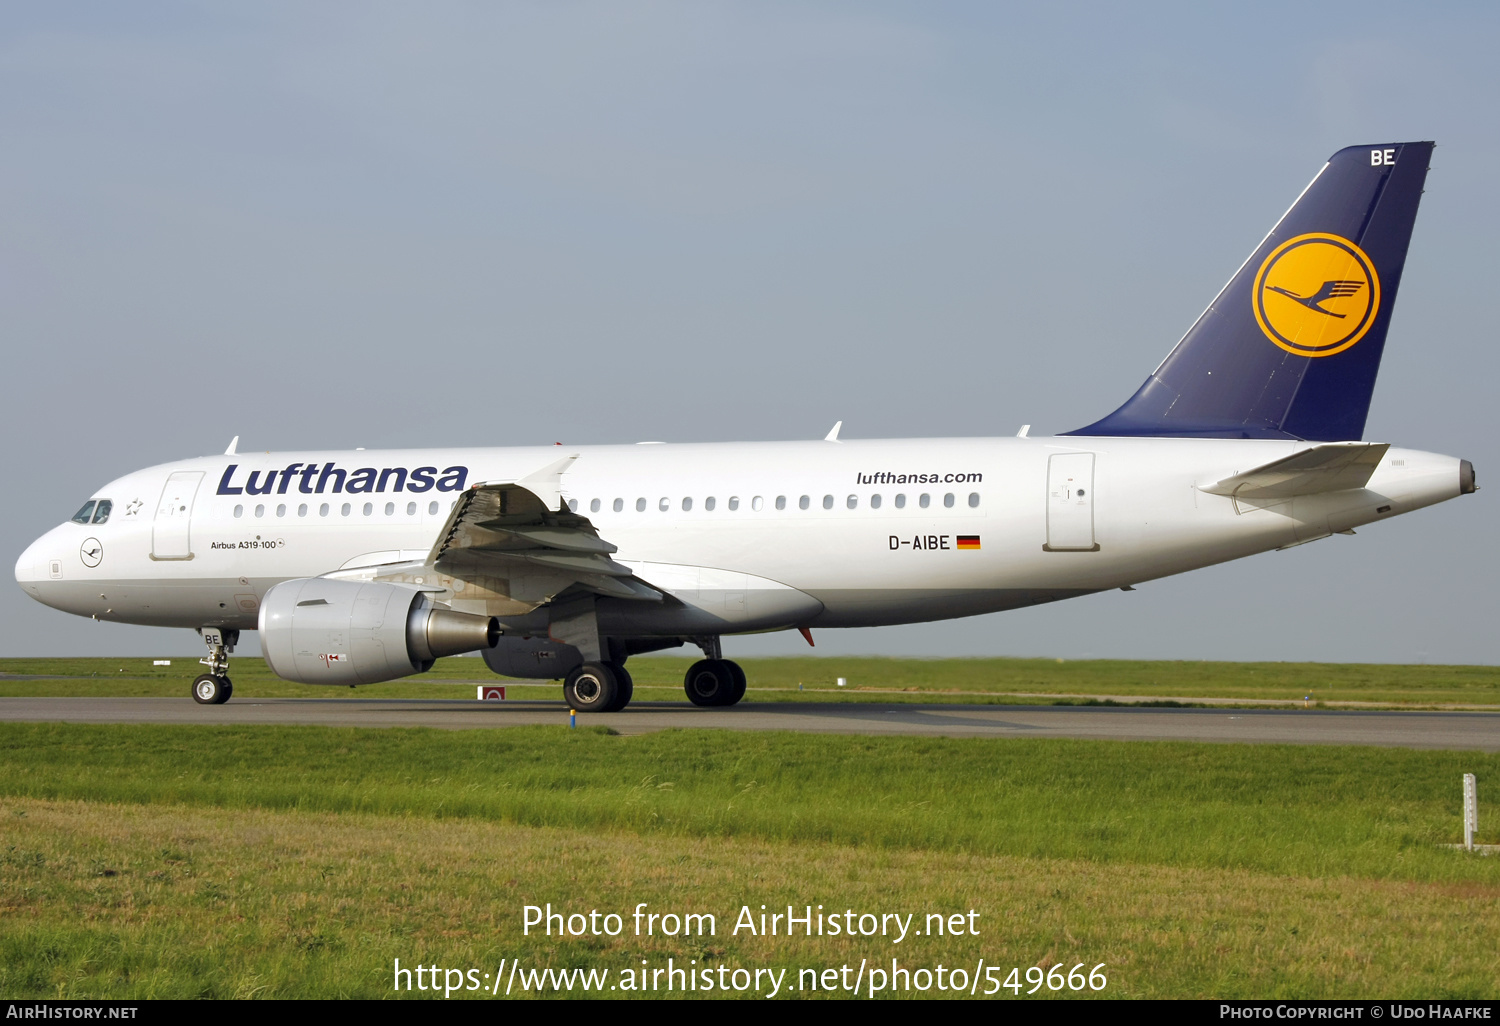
[{"left": 1252, "top": 233, "right": 1380, "bottom": 357}]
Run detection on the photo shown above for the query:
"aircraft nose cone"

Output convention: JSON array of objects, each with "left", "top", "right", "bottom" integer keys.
[{"left": 15, "top": 535, "right": 45, "bottom": 587}]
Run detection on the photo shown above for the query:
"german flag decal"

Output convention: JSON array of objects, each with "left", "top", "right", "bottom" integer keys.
[{"left": 956, "top": 535, "right": 981, "bottom": 550}]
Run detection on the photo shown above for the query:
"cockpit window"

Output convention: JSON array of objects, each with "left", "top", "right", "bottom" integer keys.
[
  {"left": 71, "top": 501, "right": 96, "bottom": 525},
  {"left": 91, "top": 500, "right": 112, "bottom": 524}
]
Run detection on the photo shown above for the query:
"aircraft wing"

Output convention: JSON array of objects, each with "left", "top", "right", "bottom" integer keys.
[
  {"left": 425, "top": 469, "right": 662, "bottom": 606},
  {"left": 1201, "top": 442, "right": 1390, "bottom": 500}
]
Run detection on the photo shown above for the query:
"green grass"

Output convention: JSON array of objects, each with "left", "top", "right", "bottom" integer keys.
[
  {"left": 1, "top": 723, "right": 1498, "bottom": 999},
  {"left": 1, "top": 723, "right": 1495, "bottom": 882},
  {"left": 3, "top": 655, "right": 1499, "bottom": 708}
]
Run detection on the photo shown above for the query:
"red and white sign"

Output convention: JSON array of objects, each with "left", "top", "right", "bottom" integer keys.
[{"left": 477, "top": 686, "right": 506, "bottom": 701}]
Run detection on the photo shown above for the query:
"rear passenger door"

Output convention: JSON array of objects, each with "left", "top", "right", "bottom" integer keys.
[{"left": 1044, "top": 453, "right": 1098, "bottom": 552}]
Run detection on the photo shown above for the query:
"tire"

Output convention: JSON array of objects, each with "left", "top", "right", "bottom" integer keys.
[
  {"left": 722, "top": 660, "right": 746, "bottom": 707},
  {"left": 684, "top": 659, "right": 735, "bottom": 707},
  {"left": 218, "top": 678, "right": 233, "bottom": 704},
  {"left": 192, "top": 674, "right": 226, "bottom": 705},
  {"left": 564, "top": 662, "right": 619, "bottom": 714},
  {"left": 606, "top": 662, "right": 634, "bottom": 712}
]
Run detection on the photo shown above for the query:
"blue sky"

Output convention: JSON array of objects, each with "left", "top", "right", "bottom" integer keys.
[{"left": 2, "top": 2, "right": 1496, "bottom": 661}]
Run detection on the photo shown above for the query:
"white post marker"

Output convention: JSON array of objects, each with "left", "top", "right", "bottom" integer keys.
[
  {"left": 836, "top": 677, "right": 847, "bottom": 688},
  {"left": 1463, "top": 774, "right": 1477, "bottom": 852}
]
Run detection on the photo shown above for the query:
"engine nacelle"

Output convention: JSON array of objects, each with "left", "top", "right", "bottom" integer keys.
[{"left": 259, "top": 578, "right": 499, "bottom": 685}]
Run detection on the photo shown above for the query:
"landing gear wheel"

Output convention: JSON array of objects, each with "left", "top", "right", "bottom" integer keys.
[
  {"left": 722, "top": 660, "right": 746, "bottom": 707},
  {"left": 684, "top": 659, "right": 736, "bottom": 707},
  {"left": 192, "top": 674, "right": 230, "bottom": 705},
  {"left": 219, "top": 678, "right": 233, "bottom": 703},
  {"left": 605, "top": 662, "right": 634, "bottom": 712},
  {"left": 564, "top": 662, "right": 620, "bottom": 714}
]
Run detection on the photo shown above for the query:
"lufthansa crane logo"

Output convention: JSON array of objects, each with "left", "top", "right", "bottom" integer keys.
[{"left": 1252, "top": 233, "right": 1380, "bottom": 358}]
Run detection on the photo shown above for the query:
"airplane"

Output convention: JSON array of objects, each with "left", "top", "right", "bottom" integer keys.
[{"left": 13, "top": 141, "right": 1477, "bottom": 712}]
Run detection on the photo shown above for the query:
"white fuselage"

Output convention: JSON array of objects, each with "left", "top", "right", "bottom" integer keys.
[{"left": 14, "top": 436, "right": 1466, "bottom": 639}]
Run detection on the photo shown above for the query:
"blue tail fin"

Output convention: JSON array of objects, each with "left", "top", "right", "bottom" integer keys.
[{"left": 1069, "top": 142, "right": 1433, "bottom": 441}]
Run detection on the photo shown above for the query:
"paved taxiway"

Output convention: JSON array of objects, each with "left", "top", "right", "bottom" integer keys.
[{"left": 1, "top": 697, "right": 1496, "bottom": 750}]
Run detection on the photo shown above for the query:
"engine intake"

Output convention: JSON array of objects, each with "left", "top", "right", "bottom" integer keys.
[{"left": 259, "top": 578, "right": 499, "bottom": 685}]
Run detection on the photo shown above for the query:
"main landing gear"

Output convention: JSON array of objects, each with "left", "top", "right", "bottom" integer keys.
[
  {"left": 563, "top": 661, "right": 634, "bottom": 714},
  {"left": 192, "top": 627, "right": 238, "bottom": 705},
  {"left": 683, "top": 659, "right": 746, "bottom": 707},
  {"left": 682, "top": 637, "right": 744, "bottom": 707},
  {"left": 556, "top": 637, "right": 746, "bottom": 712}
]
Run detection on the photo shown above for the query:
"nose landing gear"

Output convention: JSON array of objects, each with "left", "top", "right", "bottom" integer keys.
[
  {"left": 192, "top": 673, "right": 231, "bottom": 704},
  {"left": 193, "top": 627, "right": 238, "bottom": 705}
]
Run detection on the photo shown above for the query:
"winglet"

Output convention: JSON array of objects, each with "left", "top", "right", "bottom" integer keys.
[
  {"left": 224, "top": 436, "right": 239, "bottom": 456},
  {"left": 1016, "top": 425, "right": 1031, "bottom": 438},
  {"left": 824, "top": 421, "right": 842, "bottom": 442},
  {"left": 518, "top": 455, "right": 579, "bottom": 512}
]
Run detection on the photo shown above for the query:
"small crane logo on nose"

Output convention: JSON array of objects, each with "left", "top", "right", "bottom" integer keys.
[{"left": 80, "top": 538, "right": 103, "bottom": 568}]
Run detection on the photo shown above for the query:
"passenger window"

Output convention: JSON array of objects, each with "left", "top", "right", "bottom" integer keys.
[
  {"left": 752, "top": 496, "right": 763, "bottom": 511},
  {"left": 968, "top": 492, "right": 980, "bottom": 508},
  {"left": 822, "top": 495, "right": 834, "bottom": 509},
  {"left": 320, "top": 503, "right": 330, "bottom": 517},
  {"left": 846, "top": 494, "right": 857, "bottom": 509},
  {"left": 919, "top": 493, "right": 931, "bottom": 508},
  {"left": 363, "top": 502, "right": 373, "bottom": 516},
  {"left": 944, "top": 493, "right": 955, "bottom": 508},
  {"left": 255, "top": 504, "right": 265, "bottom": 518},
  {"left": 871, "top": 494, "right": 882, "bottom": 509},
  {"left": 799, "top": 495, "right": 810, "bottom": 510},
  {"left": 682, "top": 497, "right": 693, "bottom": 511},
  {"left": 895, "top": 494, "right": 906, "bottom": 508},
  {"left": 343, "top": 503, "right": 352, "bottom": 516},
  {"left": 613, "top": 498, "right": 624, "bottom": 513},
  {"left": 233, "top": 505, "right": 244, "bottom": 519},
  {"left": 92, "top": 500, "right": 112, "bottom": 524},
  {"left": 385, "top": 502, "right": 395, "bottom": 516},
  {"left": 776, "top": 496, "right": 786, "bottom": 510},
  {"left": 276, "top": 504, "right": 287, "bottom": 517},
  {"left": 298, "top": 503, "right": 308, "bottom": 517},
  {"left": 590, "top": 499, "right": 601, "bottom": 513},
  {"left": 728, "top": 496, "right": 740, "bottom": 511},
  {"left": 407, "top": 502, "right": 417, "bottom": 515},
  {"left": 636, "top": 498, "right": 647, "bottom": 512},
  {"left": 567, "top": 499, "right": 578, "bottom": 513},
  {"left": 71, "top": 501, "right": 96, "bottom": 525},
  {"left": 705, "top": 497, "right": 716, "bottom": 511},
  {"left": 658, "top": 497, "right": 670, "bottom": 512},
  {"left": 428, "top": 501, "right": 438, "bottom": 515}
]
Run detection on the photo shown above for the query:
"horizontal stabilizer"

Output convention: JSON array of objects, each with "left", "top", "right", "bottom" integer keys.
[{"left": 1201, "top": 442, "right": 1389, "bottom": 499}]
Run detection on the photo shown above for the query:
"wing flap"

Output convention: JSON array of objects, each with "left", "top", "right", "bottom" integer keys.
[
  {"left": 1201, "top": 442, "right": 1390, "bottom": 499},
  {"left": 425, "top": 475, "right": 662, "bottom": 606}
]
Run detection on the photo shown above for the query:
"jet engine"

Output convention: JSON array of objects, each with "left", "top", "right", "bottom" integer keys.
[{"left": 259, "top": 578, "right": 499, "bottom": 685}]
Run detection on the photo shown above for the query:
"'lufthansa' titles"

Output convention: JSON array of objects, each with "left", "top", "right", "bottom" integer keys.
[{"left": 216, "top": 463, "right": 468, "bottom": 496}]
